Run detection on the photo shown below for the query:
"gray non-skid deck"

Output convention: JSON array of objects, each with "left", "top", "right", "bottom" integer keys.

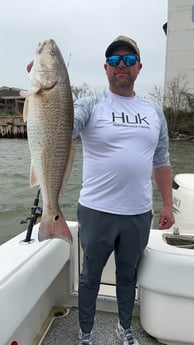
[{"left": 40, "top": 307, "right": 164, "bottom": 345}]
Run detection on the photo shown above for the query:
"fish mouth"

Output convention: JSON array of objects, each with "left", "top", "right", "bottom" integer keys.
[
  {"left": 36, "top": 39, "right": 55, "bottom": 54},
  {"left": 36, "top": 41, "right": 46, "bottom": 54}
]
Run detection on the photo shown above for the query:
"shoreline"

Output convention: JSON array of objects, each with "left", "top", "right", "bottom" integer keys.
[{"left": 0, "top": 115, "right": 194, "bottom": 141}]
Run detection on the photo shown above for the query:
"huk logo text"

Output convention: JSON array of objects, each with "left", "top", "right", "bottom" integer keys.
[{"left": 112, "top": 112, "right": 150, "bottom": 126}]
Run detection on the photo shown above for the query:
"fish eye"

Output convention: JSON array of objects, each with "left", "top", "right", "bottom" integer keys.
[{"left": 50, "top": 49, "right": 55, "bottom": 56}]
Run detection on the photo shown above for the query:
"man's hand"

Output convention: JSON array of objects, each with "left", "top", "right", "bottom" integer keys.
[{"left": 158, "top": 206, "right": 175, "bottom": 230}]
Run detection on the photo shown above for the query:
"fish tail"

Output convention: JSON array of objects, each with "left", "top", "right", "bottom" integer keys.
[{"left": 38, "top": 211, "right": 73, "bottom": 243}]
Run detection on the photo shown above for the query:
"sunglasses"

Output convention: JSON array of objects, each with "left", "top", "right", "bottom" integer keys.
[{"left": 106, "top": 54, "right": 139, "bottom": 67}]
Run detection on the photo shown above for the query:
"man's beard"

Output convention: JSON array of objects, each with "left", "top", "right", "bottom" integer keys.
[{"left": 109, "top": 74, "right": 134, "bottom": 89}]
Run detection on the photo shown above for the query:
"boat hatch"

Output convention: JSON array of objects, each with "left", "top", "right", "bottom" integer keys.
[{"left": 163, "top": 233, "right": 194, "bottom": 249}]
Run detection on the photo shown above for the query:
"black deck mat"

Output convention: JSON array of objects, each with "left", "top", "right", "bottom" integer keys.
[{"left": 40, "top": 307, "right": 163, "bottom": 345}]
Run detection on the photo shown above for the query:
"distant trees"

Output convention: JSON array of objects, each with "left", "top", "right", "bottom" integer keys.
[
  {"left": 164, "top": 74, "right": 190, "bottom": 134},
  {"left": 149, "top": 74, "right": 190, "bottom": 110},
  {"left": 71, "top": 82, "right": 93, "bottom": 101},
  {"left": 148, "top": 85, "right": 163, "bottom": 108},
  {"left": 149, "top": 74, "right": 194, "bottom": 136}
]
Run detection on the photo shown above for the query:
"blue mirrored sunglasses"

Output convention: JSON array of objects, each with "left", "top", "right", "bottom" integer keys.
[{"left": 106, "top": 54, "right": 139, "bottom": 67}]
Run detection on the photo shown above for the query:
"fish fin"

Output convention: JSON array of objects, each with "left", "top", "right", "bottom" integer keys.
[
  {"left": 22, "top": 87, "right": 40, "bottom": 122},
  {"left": 20, "top": 85, "right": 41, "bottom": 97},
  {"left": 23, "top": 98, "right": 29, "bottom": 122},
  {"left": 60, "top": 141, "right": 75, "bottom": 196},
  {"left": 38, "top": 211, "right": 73, "bottom": 243},
  {"left": 42, "top": 79, "right": 58, "bottom": 90},
  {"left": 30, "top": 164, "right": 39, "bottom": 187},
  {"left": 20, "top": 90, "right": 29, "bottom": 97}
]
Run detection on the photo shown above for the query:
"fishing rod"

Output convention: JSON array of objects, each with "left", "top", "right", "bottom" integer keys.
[{"left": 20, "top": 188, "right": 42, "bottom": 243}]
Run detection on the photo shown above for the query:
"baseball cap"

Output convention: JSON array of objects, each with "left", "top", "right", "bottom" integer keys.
[{"left": 105, "top": 35, "right": 140, "bottom": 60}]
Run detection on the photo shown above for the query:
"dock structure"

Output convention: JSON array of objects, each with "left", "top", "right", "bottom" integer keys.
[
  {"left": 0, "top": 86, "right": 26, "bottom": 138},
  {"left": 0, "top": 115, "right": 27, "bottom": 138}
]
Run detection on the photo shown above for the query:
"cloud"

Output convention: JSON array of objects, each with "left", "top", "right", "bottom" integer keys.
[{"left": 0, "top": 0, "right": 168, "bottom": 96}]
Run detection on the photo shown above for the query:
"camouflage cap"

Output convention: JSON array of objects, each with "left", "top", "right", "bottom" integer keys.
[{"left": 105, "top": 35, "right": 140, "bottom": 60}]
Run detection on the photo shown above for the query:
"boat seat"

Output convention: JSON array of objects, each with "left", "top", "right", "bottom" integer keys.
[{"left": 0, "top": 222, "right": 74, "bottom": 345}]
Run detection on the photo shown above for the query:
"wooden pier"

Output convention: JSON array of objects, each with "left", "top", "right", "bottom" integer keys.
[
  {"left": 0, "top": 115, "right": 27, "bottom": 138},
  {"left": 0, "top": 86, "right": 26, "bottom": 138}
]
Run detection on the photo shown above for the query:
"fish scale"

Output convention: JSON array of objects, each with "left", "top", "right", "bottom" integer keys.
[{"left": 21, "top": 39, "right": 74, "bottom": 243}]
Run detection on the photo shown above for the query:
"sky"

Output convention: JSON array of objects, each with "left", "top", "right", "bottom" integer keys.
[{"left": 0, "top": 0, "right": 168, "bottom": 97}]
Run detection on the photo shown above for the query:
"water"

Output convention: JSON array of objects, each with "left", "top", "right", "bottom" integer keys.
[
  {"left": 0, "top": 138, "right": 82, "bottom": 244},
  {"left": 0, "top": 138, "right": 194, "bottom": 245}
]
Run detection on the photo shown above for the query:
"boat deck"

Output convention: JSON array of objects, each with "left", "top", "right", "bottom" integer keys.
[{"left": 40, "top": 307, "right": 164, "bottom": 345}]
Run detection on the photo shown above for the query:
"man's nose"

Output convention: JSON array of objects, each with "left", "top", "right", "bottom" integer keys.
[{"left": 118, "top": 58, "right": 125, "bottom": 67}]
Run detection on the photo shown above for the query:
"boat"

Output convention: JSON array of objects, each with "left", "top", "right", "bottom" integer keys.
[
  {"left": 1, "top": 222, "right": 161, "bottom": 345},
  {"left": 2, "top": 173, "right": 194, "bottom": 345}
]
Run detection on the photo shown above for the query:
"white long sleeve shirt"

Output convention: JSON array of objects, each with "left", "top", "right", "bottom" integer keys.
[{"left": 73, "top": 90, "right": 170, "bottom": 215}]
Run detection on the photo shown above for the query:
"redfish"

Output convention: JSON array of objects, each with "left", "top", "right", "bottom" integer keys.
[{"left": 21, "top": 39, "right": 74, "bottom": 243}]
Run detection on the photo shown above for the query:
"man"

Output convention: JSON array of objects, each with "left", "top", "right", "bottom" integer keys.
[{"left": 73, "top": 35, "right": 175, "bottom": 345}]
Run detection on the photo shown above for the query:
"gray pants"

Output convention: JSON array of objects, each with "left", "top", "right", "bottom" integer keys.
[{"left": 77, "top": 203, "right": 152, "bottom": 333}]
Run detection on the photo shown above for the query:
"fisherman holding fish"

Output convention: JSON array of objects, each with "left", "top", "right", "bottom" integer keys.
[
  {"left": 26, "top": 35, "right": 174, "bottom": 345},
  {"left": 72, "top": 36, "right": 175, "bottom": 345}
]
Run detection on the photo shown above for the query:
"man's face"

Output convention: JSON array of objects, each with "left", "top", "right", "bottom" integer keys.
[{"left": 104, "top": 47, "right": 142, "bottom": 92}]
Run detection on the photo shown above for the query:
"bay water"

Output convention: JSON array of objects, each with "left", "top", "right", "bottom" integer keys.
[{"left": 0, "top": 138, "right": 194, "bottom": 245}]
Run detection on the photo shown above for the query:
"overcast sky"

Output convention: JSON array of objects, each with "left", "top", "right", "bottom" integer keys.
[{"left": 0, "top": 0, "right": 168, "bottom": 97}]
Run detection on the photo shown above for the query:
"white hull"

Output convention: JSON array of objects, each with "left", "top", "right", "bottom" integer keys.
[
  {"left": 1, "top": 223, "right": 73, "bottom": 345},
  {"left": 1, "top": 222, "right": 119, "bottom": 345}
]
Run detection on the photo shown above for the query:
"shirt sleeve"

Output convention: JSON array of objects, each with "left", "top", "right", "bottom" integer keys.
[
  {"left": 152, "top": 101, "right": 170, "bottom": 168},
  {"left": 72, "top": 96, "right": 95, "bottom": 139}
]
